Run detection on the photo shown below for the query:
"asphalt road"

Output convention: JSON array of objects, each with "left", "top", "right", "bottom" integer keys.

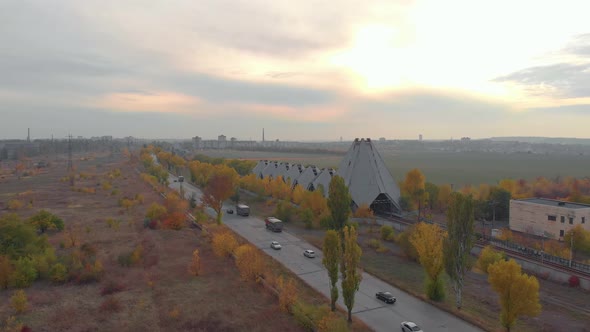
[{"left": 168, "top": 175, "right": 482, "bottom": 332}]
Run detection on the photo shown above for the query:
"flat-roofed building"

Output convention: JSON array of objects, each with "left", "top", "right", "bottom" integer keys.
[{"left": 509, "top": 198, "right": 590, "bottom": 239}]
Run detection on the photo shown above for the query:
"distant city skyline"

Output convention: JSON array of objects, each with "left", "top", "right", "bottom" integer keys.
[{"left": 1, "top": 1, "right": 589, "bottom": 140}]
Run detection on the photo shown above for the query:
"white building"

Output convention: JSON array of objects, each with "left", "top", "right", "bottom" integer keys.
[{"left": 509, "top": 198, "right": 590, "bottom": 239}]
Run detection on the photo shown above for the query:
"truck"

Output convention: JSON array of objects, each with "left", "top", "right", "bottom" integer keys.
[
  {"left": 236, "top": 204, "right": 250, "bottom": 216},
  {"left": 265, "top": 217, "right": 283, "bottom": 232}
]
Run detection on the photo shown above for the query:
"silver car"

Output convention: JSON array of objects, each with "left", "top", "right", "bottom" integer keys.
[
  {"left": 401, "top": 321, "right": 423, "bottom": 332},
  {"left": 303, "top": 249, "right": 315, "bottom": 258},
  {"left": 270, "top": 241, "right": 282, "bottom": 250}
]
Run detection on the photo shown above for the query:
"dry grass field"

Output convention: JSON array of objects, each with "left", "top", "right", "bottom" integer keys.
[{"left": 0, "top": 153, "right": 311, "bottom": 331}]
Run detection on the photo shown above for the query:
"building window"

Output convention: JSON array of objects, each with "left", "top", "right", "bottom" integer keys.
[
  {"left": 548, "top": 215, "right": 557, "bottom": 221},
  {"left": 560, "top": 216, "right": 565, "bottom": 223},
  {"left": 560, "top": 230, "right": 564, "bottom": 237},
  {"left": 569, "top": 217, "right": 574, "bottom": 224}
]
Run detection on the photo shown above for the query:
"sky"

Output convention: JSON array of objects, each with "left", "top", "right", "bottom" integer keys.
[{"left": 1, "top": 0, "right": 589, "bottom": 141}]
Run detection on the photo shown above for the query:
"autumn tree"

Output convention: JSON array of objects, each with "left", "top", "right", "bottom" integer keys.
[
  {"left": 327, "top": 175, "right": 351, "bottom": 231},
  {"left": 341, "top": 225, "right": 362, "bottom": 323},
  {"left": 424, "top": 182, "right": 439, "bottom": 210},
  {"left": 211, "top": 232, "right": 238, "bottom": 258},
  {"left": 322, "top": 230, "right": 341, "bottom": 311},
  {"left": 564, "top": 224, "right": 590, "bottom": 255},
  {"left": 443, "top": 192, "right": 475, "bottom": 309},
  {"left": 488, "top": 259, "right": 541, "bottom": 331},
  {"left": 202, "top": 166, "right": 238, "bottom": 224},
  {"left": 234, "top": 244, "right": 265, "bottom": 281},
  {"left": 11, "top": 290, "right": 28, "bottom": 313},
  {"left": 410, "top": 222, "right": 446, "bottom": 301},
  {"left": 27, "top": 210, "right": 64, "bottom": 233},
  {"left": 353, "top": 203, "right": 375, "bottom": 233},
  {"left": 291, "top": 184, "right": 306, "bottom": 205},
  {"left": 146, "top": 203, "right": 167, "bottom": 221},
  {"left": 188, "top": 249, "right": 201, "bottom": 276},
  {"left": 477, "top": 245, "right": 505, "bottom": 274},
  {"left": 437, "top": 184, "right": 452, "bottom": 211},
  {"left": 402, "top": 169, "right": 426, "bottom": 219},
  {"left": 277, "top": 276, "right": 298, "bottom": 313}
]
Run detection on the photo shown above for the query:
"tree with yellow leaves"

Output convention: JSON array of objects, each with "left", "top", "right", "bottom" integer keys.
[
  {"left": 437, "top": 184, "right": 452, "bottom": 211},
  {"left": 488, "top": 259, "right": 541, "bottom": 331},
  {"left": 410, "top": 222, "right": 446, "bottom": 301},
  {"left": 234, "top": 244, "right": 265, "bottom": 281},
  {"left": 211, "top": 232, "right": 238, "bottom": 258},
  {"left": 291, "top": 184, "right": 306, "bottom": 205},
  {"left": 202, "top": 166, "right": 239, "bottom": 224},
  {"left": 188, "top": 249, "right": 200, "bottom": 276},
  {"left": 341, "top": 225, "right": 362, "bottom": 323},
  {"left": 353, "top": 203, "right": 375, "bottom": 233},
  {"left": 322, "top": 230, "right": 341, "bottom": 311},
  {"left": 402, "top": 169, "right": 426, "bottom": 219},
  {"left": 277, "top": 275, "right": 298, "bottom": 312}
]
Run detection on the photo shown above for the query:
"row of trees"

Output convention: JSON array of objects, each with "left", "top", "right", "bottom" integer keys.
[
  {"left": 322, "top": 176, "right": 363, "bottom": 323},
  {"left": 402, "top": 191, "right": 541, "bottom": 331}
]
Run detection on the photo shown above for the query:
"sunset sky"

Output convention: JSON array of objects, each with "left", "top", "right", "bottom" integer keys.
[{"left": 1, "top": 0, "right": 589, "bottom": 140}]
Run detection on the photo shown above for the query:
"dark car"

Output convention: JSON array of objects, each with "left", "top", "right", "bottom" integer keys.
[
  {"left": 376, "top": 291, "right": 396, "bottom": 304},
  {"left": 226, "top": 208, "right": 234, "bottom": 214}
]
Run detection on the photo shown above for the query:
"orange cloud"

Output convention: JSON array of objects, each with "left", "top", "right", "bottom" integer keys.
[
  {"left": 98, "top": 91, "right": 202, "bottom": 113},
  {"left": 235, "top": 102, "right": 347, "bottom": 122}
]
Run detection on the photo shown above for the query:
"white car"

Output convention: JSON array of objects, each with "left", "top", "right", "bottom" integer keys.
[
  {"left": 303, "top": 249, "right": 315, "bottom": 258},
  {"left": 401, "top": 321, "right": 423, "bottom": 332},
  {"left": 270, "top": 241, "right": 282, "bottom": 250}
]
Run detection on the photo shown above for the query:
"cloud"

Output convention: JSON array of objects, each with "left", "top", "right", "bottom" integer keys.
[
  {"left": 493, "top": 32, "right": 590, "bottom": 99},
  {"left": 493, "top": 63, "right": 590, "bottom": 98}
]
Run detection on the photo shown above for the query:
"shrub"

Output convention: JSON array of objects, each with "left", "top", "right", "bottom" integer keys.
[
  {"left": 425, "top": 277, "right": 445, "bottom": 302},
  {"left": 99, "top": 296, "right": 122, "bottom": 313},
  {"left": 146, "top": 203, "right": 167, "bottom": 221},
  {"left": 211, "top": 232, "right": 239, "bottom": 258},
  {"left": 106, "top": 218, "right": 120, "bottom": 230},
  {"left": 10, "top": 290, "right": 28, "bottom": 313},
  {"left": 27, "top": 210, "right": 64, "bottom": 233},
  {"left": 188, "top": 249, "right": 200, "bottom": 276},
  {"left": 477, "top": 246, "right": 505, "bottom": 274},
  {"left": 380, "top": 225, "right": 394, "bottom": 241},
  {"left": 569, "top": 275, "right": 580, "bottom": 288},
  {"left": 10, "top": 289, "right": 29, "bottom": 314},
  {"left": 50, "top": 263, "right": 67, "bottom": 283},
  {"left": 368, "top": 239, "right": 381, "bottom": 249},
  {"left": 234, "top": 244, "right": 265, "bottom": 281},
  {"left": 162, "top": 212, "right": 185, "bottom": 230},
  {"left": 0, "top": 255, "right": 14, "bottom": 289},
  {"left": 10, "top": 257, "right": 37, "bottom": 288},
  {"left": 277, "top": 276, "right": 298, "bottom": 312},
  {"left": 7, "top": 200, "right": 24, "bottom": 211},
  {"left": 299, "top": 208, "right": 313, "bottom": 229},
  {"left": 396, "top": 226, "right": 418, "bottom": 261}
]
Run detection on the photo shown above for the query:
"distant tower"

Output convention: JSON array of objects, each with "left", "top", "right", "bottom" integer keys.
[
  {"left": 27, "top": 128, "right": 30, "bottom": 142},
  {"left": 67, "top": 134, "right": 73, "bottom": 171},
  {"left": 419, "top": 134, "right": 423, "bottom": 141},
  {"left": 263, "top": 128, "right": 265, "bottom": 142}
]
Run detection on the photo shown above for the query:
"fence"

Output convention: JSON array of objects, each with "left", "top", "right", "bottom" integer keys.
[{"left": 489, "top": 238, "right": 590, "bottom": 274}]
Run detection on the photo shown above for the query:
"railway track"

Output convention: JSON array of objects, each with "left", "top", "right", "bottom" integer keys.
[{"left": 382, "top": 214, "right": 590, "bottom": 279}]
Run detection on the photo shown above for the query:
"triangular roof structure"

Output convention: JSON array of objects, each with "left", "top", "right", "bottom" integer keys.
[
  {"left": 337, "top": 138, "right": 402, "bottom": 216},
  {"left": 295, "top": 165, "right": 321, "bottom": 190},
  {"left": 252, "top": 160, "right": 269, "bottom": 179},
  {"left": 285, "top": 164, "right": 306, "bottom": 187},
  {"left": 275, "top": 162, "right": 292, "bottom": 182},
  {"left": 261, "top": 161, "right": 280, "bottom": 178},
  {"left": 310, "top": 168, "right": 336, "bottom": 196}
]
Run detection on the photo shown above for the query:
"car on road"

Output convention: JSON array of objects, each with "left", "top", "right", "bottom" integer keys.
[
  {"left": 226, "top": 208, "right": 234, "bottom": 214},
  {"left": 303, "top": 249, "right": 315, "bottom": 258},
  {"left": 401, "top": 321, "right": 423, "bottom": 332},
  {"left": 375, "top": 291, "right": 396, "bottom": 304},
  {"left": 270, "top": 241, "right": 282, "bottom": 250}
]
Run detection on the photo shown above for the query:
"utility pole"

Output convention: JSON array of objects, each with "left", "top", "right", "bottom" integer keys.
[
  {"left": 569, "top": 230, "right": 574, "bottom": 267},
  {"left": 67, "top": 134, "right": 73, "bottom": 171}
]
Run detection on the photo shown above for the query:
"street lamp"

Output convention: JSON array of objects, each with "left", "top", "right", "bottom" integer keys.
[
  {"left": 569, "top": 229, "right": 574, "bottom": 268},
  {"left": 178, "top": 175, "right": 184, "bottom": 199}
]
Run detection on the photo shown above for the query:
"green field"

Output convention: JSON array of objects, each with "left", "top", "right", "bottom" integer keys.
[{"left": 197, "top": 149, "right": 590, "bottom": 187}]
